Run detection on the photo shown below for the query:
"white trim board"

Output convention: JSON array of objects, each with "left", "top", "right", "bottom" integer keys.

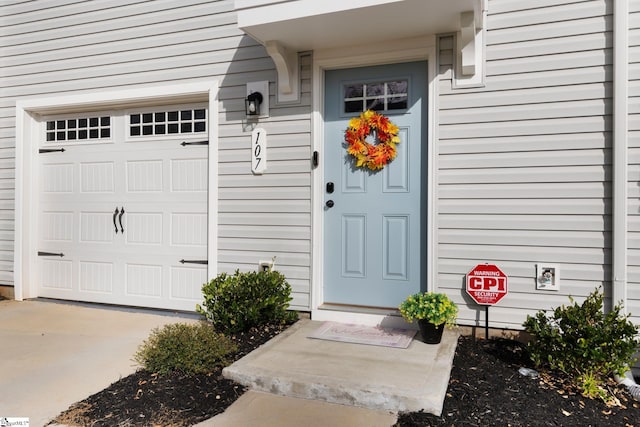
[
  {"left": 14, "top": 81, "right": 219, "bottom": 302},
  {"left": 310, "top": 36, "right": 438, "bottom": 325}
]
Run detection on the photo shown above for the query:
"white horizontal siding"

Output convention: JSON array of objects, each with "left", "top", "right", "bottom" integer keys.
[
  {"left": 219, "top": 173, "right": 309, "bottom": 188},
  {"left": 0, "top": 0, "right": 313, "bottom": 308},
  {"left": 440, "top": 117, "right": 610, "bottom": 139},
  {"left": 215, "top": 50, "right": 313, "bottom": 310},
  {"left": 439, "top": 229, "right": 607, "bottom": 248},
  {"left": 436, "top": 0, "right": 614, "bottom": 329},
  {"left": 487, "top": 49, "right": 611, "bottom": 76},
  {"left": 440, "top": 99, "right": 610, "bottom": 125},
  {"left": 219, "top": 225, "right": 309, "bottom": 240},
  {"left": 218, "top": 186, "right": 310, "bottom": 199},
  {"left": 487, "top": 31, "right": 611, "bottom": 61},
  {"left": 439, "top": 83, "right": 611, "bottom": 110},
  {"left": 439, "top": 214, "right": 610, "bottom": 231},
  {"left": 439, "top": 182, "right": 609, "bottom": 199},
  {"left": 489, "top": 1, "right": 609, "bottom": 30},
  {"left": 218, "top": 212, "right": 309, "bottom": 227},
  {"left": 488, "top": 14, "right": 610, "bottom": 46},
  {"left": 439, "top": 133, "right": 609, "bottom": 154},
  {"left": 441, "top": 66, "right": 611, "bottom": 94},
  {"left": 441, "top": 258, "right": 609, "bottom": 283},
  {"left": 439, "top": 149, "right": 607, "bottom": 168},
  {"left": 439, "top": 244, "right": 610, "bottom": 265},
  {"left": 218, "top": 199, "right": 310, "bottom": 213},
  {"left": 439, "top": 165, "right": 607, "bottom": 184},
  {"left": 439, "top": 198, "right": 607, "bottom": 215}
]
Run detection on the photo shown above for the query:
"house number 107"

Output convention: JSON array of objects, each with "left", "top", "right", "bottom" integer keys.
[{"left": 251, "top": 127, "right": 267, "bottom": 175}]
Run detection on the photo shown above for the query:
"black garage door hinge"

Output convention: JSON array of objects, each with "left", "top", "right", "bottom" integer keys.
[
  {"left": 180, "top": 140, "right": 208, "bottom": 147},
  {"left": 38, "top": 251, "right": 65, "bottom": 257},
  {"left": 39, "top": 148, "right": 66, "bottom": 154},
  {"left": 179, "top": 259, "right": 208, "bottom": 265}
]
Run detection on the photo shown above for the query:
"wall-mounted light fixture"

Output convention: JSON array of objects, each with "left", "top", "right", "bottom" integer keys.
[
  {"left": 245, "top": 91, "right": 263, "bottom": 116},
  {"left": 246, "top": 81, "right": 269, "bottom": 118}
]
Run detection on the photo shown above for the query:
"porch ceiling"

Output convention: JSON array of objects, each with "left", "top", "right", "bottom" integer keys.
[
  {"left": 235, "top": 0, "right": 486, "bottom": 101},
  {"left": 235, "top": 0, "right": 484, "bottom": 51}
]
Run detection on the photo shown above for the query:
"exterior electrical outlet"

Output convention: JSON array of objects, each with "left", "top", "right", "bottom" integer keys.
[{"left": 536, "top": 264, "right": 560, "bottom": 291}]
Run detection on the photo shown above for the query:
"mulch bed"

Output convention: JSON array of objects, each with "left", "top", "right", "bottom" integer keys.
[
  {"left": 52, "top": 328, "right": 640, "bottom": 427},
  {"left": 397, "top": 336, "right": 640, "bottom": 427},
  {"left": 50, "top": 322, "right": 292, "bottom": 427}
]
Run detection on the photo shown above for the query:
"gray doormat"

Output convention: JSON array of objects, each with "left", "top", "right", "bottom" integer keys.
[{"left": 308, "top": 321, "right": 416, "bottom": 348}]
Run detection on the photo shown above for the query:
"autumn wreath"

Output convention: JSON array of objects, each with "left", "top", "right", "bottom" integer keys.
[{"left": 345, "top": 110, "right": 400, "bottom": 171}]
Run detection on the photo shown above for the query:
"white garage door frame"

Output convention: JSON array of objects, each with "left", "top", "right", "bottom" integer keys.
[{"left": 14, "top": 81, "right": 219, "bottom": 302}]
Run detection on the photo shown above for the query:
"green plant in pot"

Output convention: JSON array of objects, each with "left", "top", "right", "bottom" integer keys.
[{"left": 399, "top": 292, "right": 458, "bottom": 344}]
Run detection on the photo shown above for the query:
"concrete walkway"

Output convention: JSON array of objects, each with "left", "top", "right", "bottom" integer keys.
[
  {"left": 201, "top": 390, "right": 398, "bottom": 427},
  {"left": 0, "top": 299, "right": 197, "bottom": 426}
]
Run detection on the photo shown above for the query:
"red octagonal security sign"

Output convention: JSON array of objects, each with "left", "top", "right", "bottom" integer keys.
[{"left": 466, "top": 264, "right": 508, "bottom": 305}]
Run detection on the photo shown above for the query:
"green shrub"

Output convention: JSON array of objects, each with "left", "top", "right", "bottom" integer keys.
[
  {"left": 196, "top": 268, "right": 298, "bottom": 334},
  {"left": 134, "top": 322, "right": 237, "bottom": 375},
  {"left": 523, "top": 288, "right": 639, "bottom": 399}
]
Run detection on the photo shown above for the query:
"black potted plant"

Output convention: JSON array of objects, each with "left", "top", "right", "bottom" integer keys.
[{"left": 399, "top": 292, "right": 458, "bottom": 344}]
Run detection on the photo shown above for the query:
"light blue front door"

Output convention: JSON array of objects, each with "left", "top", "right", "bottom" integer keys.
[{"left": 323, "top": 61, "right": 428, "bottom": 308}]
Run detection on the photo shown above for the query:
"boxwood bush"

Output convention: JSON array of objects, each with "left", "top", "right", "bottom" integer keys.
[
  {"left": 523, "top": 287, "right": 639, "bottom": 400},
  {"left": 196, "top": 268, "right": 298, "bottom": 334},
  {"left": 134, "top": 322, "right": 237, "bottom": 375}
]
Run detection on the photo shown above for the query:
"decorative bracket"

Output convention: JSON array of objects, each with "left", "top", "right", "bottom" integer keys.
[
  {"left": 459, "top": 11, "right": 477, "bottom": 76},
  {"left": 264, "top": 40, "right": 299, "bottom": 103},
  {"left": 455, "top": 5, "right": 487, "bottom": 88}
]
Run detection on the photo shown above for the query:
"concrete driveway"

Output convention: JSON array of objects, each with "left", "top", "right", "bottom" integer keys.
[{"left": 0, "top": 299, "right": 198, "bottom": 426}]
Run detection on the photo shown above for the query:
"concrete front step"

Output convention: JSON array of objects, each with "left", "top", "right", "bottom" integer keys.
[{"left": 222, "top": 319, "right": 459, "bottom": 416}]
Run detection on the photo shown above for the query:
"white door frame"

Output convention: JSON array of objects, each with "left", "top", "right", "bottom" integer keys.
[
  {"left": 310, "top": 36, "right": 439, "bottom": 326},
  {"left": 14, "top": 81, "right": 219, "bottom": 302}
]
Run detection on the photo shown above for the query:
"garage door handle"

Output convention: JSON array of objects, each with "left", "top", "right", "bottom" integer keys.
[
  {"left": 113, "top": 208, "right": 119, "bottom": 234},
  {"left": 118, "top": 207, "right": 125, "bottom": 233}
]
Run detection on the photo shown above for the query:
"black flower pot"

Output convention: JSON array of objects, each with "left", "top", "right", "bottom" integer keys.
[{"left": 418, "top": 319, "right": 444, "bottom": 344}]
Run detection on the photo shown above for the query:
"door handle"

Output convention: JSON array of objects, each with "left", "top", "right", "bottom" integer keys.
[
  {"left": 118, "top": 207, "right": 125, "bottom": 233},
  {"left": 326, "top": 200, "right": 334, "bottom": 208},
  {"left": 113, "top": 207, "right": 119, "bottom": 234}
]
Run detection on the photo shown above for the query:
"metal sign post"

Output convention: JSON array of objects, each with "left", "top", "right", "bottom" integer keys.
[{"left": 485, "top": 305, "right": 489, "bottom": 340}]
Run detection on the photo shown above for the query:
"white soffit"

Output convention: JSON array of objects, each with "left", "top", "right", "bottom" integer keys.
[
  {"left": 236, "top": 0, "right": 483, "bottom": 51},
  {"left": 235, "top": 0, "right": 486, "bottom": 98}
]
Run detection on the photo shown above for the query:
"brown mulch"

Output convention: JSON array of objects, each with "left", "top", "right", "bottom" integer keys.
[{"left": 52, "top": 329, "right": 640, "bottom": 427}]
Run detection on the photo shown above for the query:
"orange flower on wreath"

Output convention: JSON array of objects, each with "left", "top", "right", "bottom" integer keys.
[{"left": 344, "top": 110, "right": 400, "bottom": 171}]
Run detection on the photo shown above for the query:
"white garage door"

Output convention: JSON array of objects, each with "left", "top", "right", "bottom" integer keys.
[{"left": 37, "top": 104, "right": 209, "bottom": 311}]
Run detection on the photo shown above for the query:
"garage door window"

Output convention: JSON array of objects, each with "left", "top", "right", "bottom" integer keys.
[
  {"left": 129, "top": 108, "right": 207, "bottom": 137},
  {"left": 46, "top": 116, "right": 111, "bottom": 142}
]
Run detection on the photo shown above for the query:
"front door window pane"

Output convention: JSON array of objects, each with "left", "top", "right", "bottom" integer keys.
[{"left": 343, "top": 79, "right": 408, "bottom": 114}]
